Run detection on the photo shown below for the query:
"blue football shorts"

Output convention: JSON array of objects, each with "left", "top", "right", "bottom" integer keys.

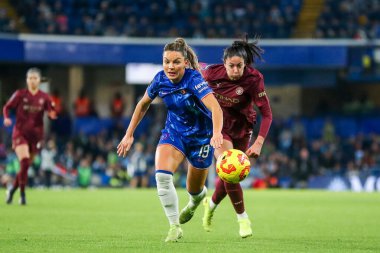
[{"left": 158, "top": 129, "right": 214, "bottom": 169}]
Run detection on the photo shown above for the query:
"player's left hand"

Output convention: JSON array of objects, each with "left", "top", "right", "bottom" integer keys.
[
  {"left": 117, "top": 134, "right": 134, "bottom": 157},
  {"left": 245, "top": 136, "right": 265, "bottom": 158},
  {"left": 3, "top": 117, "right": 12, "bottom": 127},
  {"left": 210, "top": 132, "right": 223, "bottom": 149},
  {"left": 48, "top": 111, "right": 57, "bottom": 119}
]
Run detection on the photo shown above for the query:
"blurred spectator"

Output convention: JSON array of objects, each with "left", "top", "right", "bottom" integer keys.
[
  {"left": 77, "top": 157, "right": 91, "bottom": 187},
  {"left": 50, "top": 89, "right": 64, "bottom": 116},
  {"left": 40, "top": 139, "right": 57, "bottom": 188},
  {"left": 74, "top": 89, "right": 91, "bottom": 117},
  {"left": 322, "top": 118, "right": 336, "bottom": 143},
  {"left": 294, "top": 147, "right": 313, "bottom": 188},
  {"left": 128, "top": 142, "right": 148, "bottom": 188},
  {"left": 110, "top": 92, "right": 125, "bottom": 118}
]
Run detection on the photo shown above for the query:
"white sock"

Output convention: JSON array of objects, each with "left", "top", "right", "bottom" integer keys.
[
  {"left": 187, "top": 186, "right": 207, "bottom": 209},
  {"left": 209, "top": 198, "right": 217, "bottom": 212},
  {"left": 237, "top": 211, "right": 249, "bottom": 220},
  {"left": 156, "top": 172, "right": 179, "bottom": 225}
]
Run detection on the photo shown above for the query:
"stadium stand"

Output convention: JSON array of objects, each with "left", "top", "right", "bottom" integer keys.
[
  {"left": 315, "top": 0, "right": 380, "bottom": 39},
  {"left": 9, "top": 0, "right": 303, "bottom": 38}
]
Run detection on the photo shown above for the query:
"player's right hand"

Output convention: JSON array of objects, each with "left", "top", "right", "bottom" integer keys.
[
  {"left": 3, "top": 118, "right": 12, "bottom": 127},
  {"left": 210, "top": 132, "right": 223, "bottom": 149},
  {"left": 117, "top": 134, "right": 134, "bottom": 157}
]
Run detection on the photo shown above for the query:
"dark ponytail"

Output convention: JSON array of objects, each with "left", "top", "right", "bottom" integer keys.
[{"left": 223, "top": 34, "right": 263, "bottom": 66}]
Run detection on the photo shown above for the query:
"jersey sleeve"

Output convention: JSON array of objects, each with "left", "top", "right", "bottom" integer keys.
[
  {"left": 199, "top": 63, "right": 212, "bottom": 82},
  {"left": 3, "top": 90, "right": 20, "bottom": 118},
  {"left": 188, "top": 71, "right": 213, "bottom": 100},
  {"left": 45, "top": 94, "right": 56, "bottom": 112},
  {"left": 251, "top": 73, "right": 273, "bottom": 138},
  {"left": 146, "top": 72, "right": 160, "bottom": 100},
  {"left": 251, "top": 73, "right": 268, "bottom": 107}
]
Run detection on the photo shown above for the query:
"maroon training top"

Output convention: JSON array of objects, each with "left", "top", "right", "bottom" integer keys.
[
  {"left": 202, "top": 64, "right": 272, "bottom": 140},
  {"left": 3, "top": 89, "right": 55, "bottom": 141}
]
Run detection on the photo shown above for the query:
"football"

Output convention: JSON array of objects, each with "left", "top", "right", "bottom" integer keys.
[{"left": 216, "top": 149, "right": 251, "bottom": 184}]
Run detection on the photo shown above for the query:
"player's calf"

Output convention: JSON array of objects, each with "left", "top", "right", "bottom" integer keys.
[{"left": 5, "top": 189, "right": 14, "bottom": 204}]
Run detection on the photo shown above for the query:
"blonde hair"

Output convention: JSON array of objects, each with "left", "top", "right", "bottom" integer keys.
[
  {"left": 26, "top": 67, "right": 42, "bottom": 78},
  {"left": 164, "top": 38, "right": 200, "bottom": 72}
]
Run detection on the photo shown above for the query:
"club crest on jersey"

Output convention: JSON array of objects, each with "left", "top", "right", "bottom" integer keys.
[
  {"left": 180, "top": 90, "right": 186, "bottom": 94},
  {"left": 39, "top": 98, "right": 44, "bottom": 104},
  {"left": 236, "top": 87, "right": 244, "bottom": 95},
  {"left": 23, "top": 98, "right": 28, "bottom": 102}
]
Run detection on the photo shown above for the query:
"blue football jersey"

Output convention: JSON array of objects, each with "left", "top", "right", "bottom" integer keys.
[{"left": 147, "top": 68, "right": 213, "bottom": 137}]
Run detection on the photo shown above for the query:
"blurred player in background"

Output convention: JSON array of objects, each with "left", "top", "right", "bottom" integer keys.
[
  {"left": 3, "top": 67, "right": 57, "bottom": 205},
  {"left": 117, "top": 38, "right": 223, "bottom": 242},
  {"left": 201, "top": 36, "right": 272, "bottom": 238}
]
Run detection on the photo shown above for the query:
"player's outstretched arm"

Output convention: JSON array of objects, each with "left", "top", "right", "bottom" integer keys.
[
  {"left": 247, "top": 88, "right": 272, "bottom": 158},
  {"left": 117, "top": 92, "right": 152, "bottom": 157},
  {"left": 201, "top": 93, "right": 223, "bottom": 149},
  {"left": 3, "top": 90, "right": 20, "bottom": 127}
]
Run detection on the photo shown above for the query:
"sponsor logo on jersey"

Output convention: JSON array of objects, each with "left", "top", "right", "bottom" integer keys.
[
  {"left": 236, "top": 87, "right": 244, "bottom": 95},
  {"left": 214, "top": 93, "right": 240, "bottom": 104},
  {"left": 258, "top": 91, "right": 267, "bottom": 98},
  {"left": 23, "top": 105, "right": 43, "bottom": 112},
  {"left": 159, "top": 91, "right": 169, "bottom": 96},
  {"left": 194, "top": 82, "right": 209, "bottom": 93}
]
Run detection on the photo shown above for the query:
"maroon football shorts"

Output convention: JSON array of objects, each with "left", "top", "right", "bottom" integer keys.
[
  {"left": 12, "top": 132, "right": 42, "bottom": 154},
  {"left": 222, "top": 132, "right": 251, "bottom": 152}
]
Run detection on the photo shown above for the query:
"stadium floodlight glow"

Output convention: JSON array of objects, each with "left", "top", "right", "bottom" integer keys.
[{"left": 125, "top": 63, "right": 163, "bottom": 85}]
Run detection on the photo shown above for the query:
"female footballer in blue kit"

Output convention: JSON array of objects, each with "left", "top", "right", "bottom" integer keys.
[{"left": 117, "top": 38, "right": 223, "bottom": 242}]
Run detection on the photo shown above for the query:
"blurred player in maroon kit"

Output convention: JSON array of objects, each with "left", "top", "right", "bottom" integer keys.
[
  {"left": 201, "top": 36, "right": 272, "bottom": 238},
  {"left": 3, "top": 68, "right": 56, "bottom": 205}
]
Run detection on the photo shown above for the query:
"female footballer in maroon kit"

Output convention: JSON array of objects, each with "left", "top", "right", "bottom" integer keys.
[
  {"left": 201, "top": 37, "right": 272, "bottom": 237},
  {"left": 3, "top": 68, "right": 56, "bottom": 205}
]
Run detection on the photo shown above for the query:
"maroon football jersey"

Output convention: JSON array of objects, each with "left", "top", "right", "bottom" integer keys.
[
  {"left": 202, "top": 64, "right": 271, "bottom": 140},
  {"left": 3, "top": 89, "right": 55, "bottom": 141}
]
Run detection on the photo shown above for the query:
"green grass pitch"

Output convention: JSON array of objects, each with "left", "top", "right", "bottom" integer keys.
[{"left": 1, "top": 189, "right": 380, "bottom": 253}]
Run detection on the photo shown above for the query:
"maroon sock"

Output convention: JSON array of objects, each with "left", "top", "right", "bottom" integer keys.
[
  {"left": 211, "top": 177, "right": 227, "bottom": 205},
  {"left": 12, "top": 174, "right": 20, "bottom": 191},
  {"left": 225, "top": 182, "right": 245, "bottom": 214},
  {"left": 19, "top": 158, "right": 30, "bottom": 195}
]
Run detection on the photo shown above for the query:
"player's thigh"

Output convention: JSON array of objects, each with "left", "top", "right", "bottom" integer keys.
[
  {"left": 155, "top": 144, "right": 185, "bottom": 173},
  {"left": 214, "top": 138, "right": 234, "bottom": 159},
  {"left": 186, "top": 164, "right": 208, "bottom": 193},
  {"left": 233, "top": 135, "right": 251, "bottom": 152},
  {"left": 14, "top": 144, "right": 30, "bottom": 160}
]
